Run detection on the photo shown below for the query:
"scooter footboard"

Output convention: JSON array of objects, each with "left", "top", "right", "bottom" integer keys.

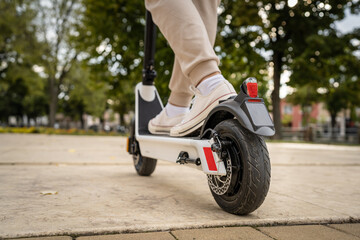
[{"left": 136, "top": 135, "right": 226, "bottom": 176}]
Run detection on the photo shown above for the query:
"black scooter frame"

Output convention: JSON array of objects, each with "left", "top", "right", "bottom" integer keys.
[{"left": 142, "top": 11, "right": 157, "bottom": 86}]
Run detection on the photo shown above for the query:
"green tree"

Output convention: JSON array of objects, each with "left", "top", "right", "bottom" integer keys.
[
  {"left": 59, "top": 62, "right": 108, "bottom": 129},
  {"left": 217, "top": 6, "right": 269, "bottom": 103},
  {"left": 0, "top": 0, "right": 46, "bottom": 125},
  {"left": 286, "top": 84, "right": 318, "bottom": 127},
  {"left": 34, "top": 0, "right": 80, "bottom": 127},
  {"left": 77, "top": 0, "right": 271, "bottom": 123},
  {"left": 75, "top": 0, "right": 175, "bottom": 122},
  {"left": 220, "top": 0, "right": 358, "bottom": 139},
  {"left": 289, "top": 29, "right": 360, "bottom": 138}
]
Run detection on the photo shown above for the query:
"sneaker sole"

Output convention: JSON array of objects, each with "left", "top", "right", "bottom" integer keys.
[{"left": 148, "top": 124, "right": 171, "bottom": 135}]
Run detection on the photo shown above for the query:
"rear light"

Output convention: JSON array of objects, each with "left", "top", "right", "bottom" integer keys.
[{"left": 243, "top": 77, "right": 258, "bottom": 98}]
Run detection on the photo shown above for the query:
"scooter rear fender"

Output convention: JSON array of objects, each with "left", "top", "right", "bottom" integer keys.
[{"left": 201, "top": 91, "right": 275, "bottom": 137}]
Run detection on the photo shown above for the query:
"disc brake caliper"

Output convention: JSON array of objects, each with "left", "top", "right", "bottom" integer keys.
[
  {"left": 207, "top": 131, "right": 233, "bottom": 195},
  {"left": 210, "top": 132, "right": 231, "bottom": 160}
]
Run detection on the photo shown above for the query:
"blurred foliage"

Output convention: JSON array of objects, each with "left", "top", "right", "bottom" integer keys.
[
  {"left": 286, "top": 84, "right": 318, "bottom": 126},
  {"left": 74, "top": 0, "right": 175, "bottom": 116},
  {"left": 220, "top": 0, "right": 359, "bottom": 138},
  {"left": 282, "top": 114, "right": 292, "bottom": 126},
  {"left": 33, "top": 0, "right": 80, "bottom": 127},
  {"left": 75, "top": 0, "right": 270, "bottom": 112},
  {"left": 0, "top": 126, "right": 123, "bottom": 135},
  {"left": 58, "top": 61, "right": 108, "bottom": 128},
  {"left": 288, "top": 28, "right": 360, "bottom": 133},
  {"left": 0, "top": 0, "right": 47, "bottom": 124},
  {"left": 0, "top": 0, "right": 359, "bottom": 138}
]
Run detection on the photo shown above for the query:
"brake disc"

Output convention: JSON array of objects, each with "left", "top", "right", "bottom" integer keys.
[{"left": 207, "top": 155, "right": 232, "bottom": 195}]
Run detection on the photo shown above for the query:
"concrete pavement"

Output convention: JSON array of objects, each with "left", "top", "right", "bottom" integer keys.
[
  {"left": 0, "top": 134, "right": 359, "bottom": 239},
  {"left": 4, "top": 224, "right": 360, "bottom": 240}
]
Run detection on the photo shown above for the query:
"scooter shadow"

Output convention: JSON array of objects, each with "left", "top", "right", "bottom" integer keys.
[{"left": 114, "top": 167, "right": 226, "bottom": 214}]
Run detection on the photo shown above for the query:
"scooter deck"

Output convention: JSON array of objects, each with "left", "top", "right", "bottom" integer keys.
[{"left": 135, "top": 83, "right": 226, "bottom": 175}]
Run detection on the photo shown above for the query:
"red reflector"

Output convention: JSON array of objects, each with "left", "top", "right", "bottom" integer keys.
[
  {"left": 248, "top": 99, "right": 261, "bottom": 102},
  {"left": 203, "top": 147, "right": 217, "bottom": 171},
  {"left": 246, "top": 82, "right": 258, "bottom": 98}
]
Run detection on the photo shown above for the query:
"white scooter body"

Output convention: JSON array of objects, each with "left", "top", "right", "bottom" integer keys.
[
  {"left": 128, "top": 11, "right": 275, "bottom": 215},
  {"left": 135, "top": 83, "right": 227, "bottom": 176}
]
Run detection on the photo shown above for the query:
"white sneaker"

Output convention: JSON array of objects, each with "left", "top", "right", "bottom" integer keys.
[
  {"left": 170, "top": 80, "right": 236, "bottom": 137},
  {"left": 148, "top": 109, "right": 185, "bottom": 135}
]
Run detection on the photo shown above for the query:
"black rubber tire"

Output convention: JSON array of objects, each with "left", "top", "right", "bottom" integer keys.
[
  {"left": 129, "top": 119, "right": 157, "bottom": 176},
  {"left": 133, "top": 154, "right": 157, "bottom": 176},
  {"left": 209, "top": 119, "right": 271, "bottom": 215}
]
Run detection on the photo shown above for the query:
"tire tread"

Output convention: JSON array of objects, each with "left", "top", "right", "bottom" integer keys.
[{"left": 210, "top": 119, "right": 271, "bottom": 215}]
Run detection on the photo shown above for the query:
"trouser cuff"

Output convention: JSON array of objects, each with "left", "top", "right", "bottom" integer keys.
[
  {"left": 189, "top": 60, "right": 220, "bottom": 86},
  {"left": 168, "top": 92, "right": 193, "bottom": 107}
]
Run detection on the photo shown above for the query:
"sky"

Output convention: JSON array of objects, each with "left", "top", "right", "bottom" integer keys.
[{"left": 335, "top": 10, "right": 360, "bottom": 33}]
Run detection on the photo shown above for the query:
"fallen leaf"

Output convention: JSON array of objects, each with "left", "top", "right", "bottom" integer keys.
[{"left": 40, "top": 191, "right": 58, "bottom": 196}]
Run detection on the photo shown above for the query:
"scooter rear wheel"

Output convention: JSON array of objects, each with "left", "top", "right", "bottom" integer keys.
[{"left": 208, "top": 119, "right": 271, "bottom": 215}]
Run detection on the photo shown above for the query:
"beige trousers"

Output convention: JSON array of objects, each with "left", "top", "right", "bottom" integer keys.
[{"left": 145, "top": 0, "right": 221, "bottom": 107}]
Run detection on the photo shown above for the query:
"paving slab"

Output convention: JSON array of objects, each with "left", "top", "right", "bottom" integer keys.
[
  {"left": 77, "top": 232, "right": 174, "bottom": 240},
  {"left": 257, "top": 225, "right": 359, "bottom": 240},
  {"left": 172, "top": 227, "right": 271, "bottom": 240},
  {"left": 9, "top": 237, "right": 72, "bottom": 240},
  {"left": 1, "top": 134, "right": 359, "bottom": 166},
  {"left": 1, "top": 163, "right": 359, "bottom": 238},
  {"left": 268, "top": 142, "right": 360, "bottom": 166},
  {"left": 329, "top": 223, "right": 360, "bottom": 237},
  {"left": 0, "top": 134, "right": 130, "bottom": 165},
  {"left": 0, "top": 134, "right": 360, "bottom": 238}
]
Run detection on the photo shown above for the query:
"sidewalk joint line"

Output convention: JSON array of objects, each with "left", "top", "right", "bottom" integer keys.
[
  {"left": 252, "top": 226, "right": 277, "bottom": 240},
  {"left": 169, "top": 231, "right": 179, "bottom": 240},
  {"left": 325, "top": 223, "right": 360, "bottom": 238}
]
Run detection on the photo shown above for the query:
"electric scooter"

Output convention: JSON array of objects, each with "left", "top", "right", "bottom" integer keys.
[{"left": 127, "top": 11, "right": 275, "bottom": 215}]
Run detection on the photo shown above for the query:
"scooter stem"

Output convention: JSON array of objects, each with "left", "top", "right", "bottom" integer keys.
[{"left": 142, "top": 11, "right": 157, "bottom": 86}]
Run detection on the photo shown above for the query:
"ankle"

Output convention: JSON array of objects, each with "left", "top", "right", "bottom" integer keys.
[
  {"left": 196, "top": 71, "right": 221, "bottom": 87},
  {"left": 196, "top": 74, "right": 226, "bottom": 95},
  {"left": 165, "top": 103, "right": 189, "bottom": 118}
]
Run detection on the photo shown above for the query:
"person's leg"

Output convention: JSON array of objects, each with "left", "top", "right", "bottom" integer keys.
[
  {"left": 167, "top": 0, "right": 221, "bottom": 108},
  {"left": 169, "top": 0, "right": 236, "bottom": 136},
  {"left": 168, "top": 59, "right": 193, "bottom": 108},
  {"left": 145, "top": 0, "right": 220, "bottom": 87},
  {"left": 146, "top": 0, "right": 236, "bottom": 136},
  {"left": 147, "top": 0, "right": 219, "bottom": 135},
  {"left": 192, "top": 0, "right": 220, "bottom": 59}
]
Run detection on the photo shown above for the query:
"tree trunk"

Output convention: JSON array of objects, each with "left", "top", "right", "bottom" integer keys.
[
  {"left": 48, "top": 78, "right": 58, "bottom": 128},
  {"left": 80, "top": 112, "right": 85, "bottom": 129},
  {"left": 119, "top": 113, "right": 124, "bottom": 126},
  {"left": 16, "top": 116, "right": 21, "bottom": 127},
  {"left": 330, "top": 112, "right": 337, "bottom": 141},
  {"left": 271, "top": 50, "right": 283, "bottom": 139},
  {"left": 100, "top": 116, "right": 104, "bottom": 132}
]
